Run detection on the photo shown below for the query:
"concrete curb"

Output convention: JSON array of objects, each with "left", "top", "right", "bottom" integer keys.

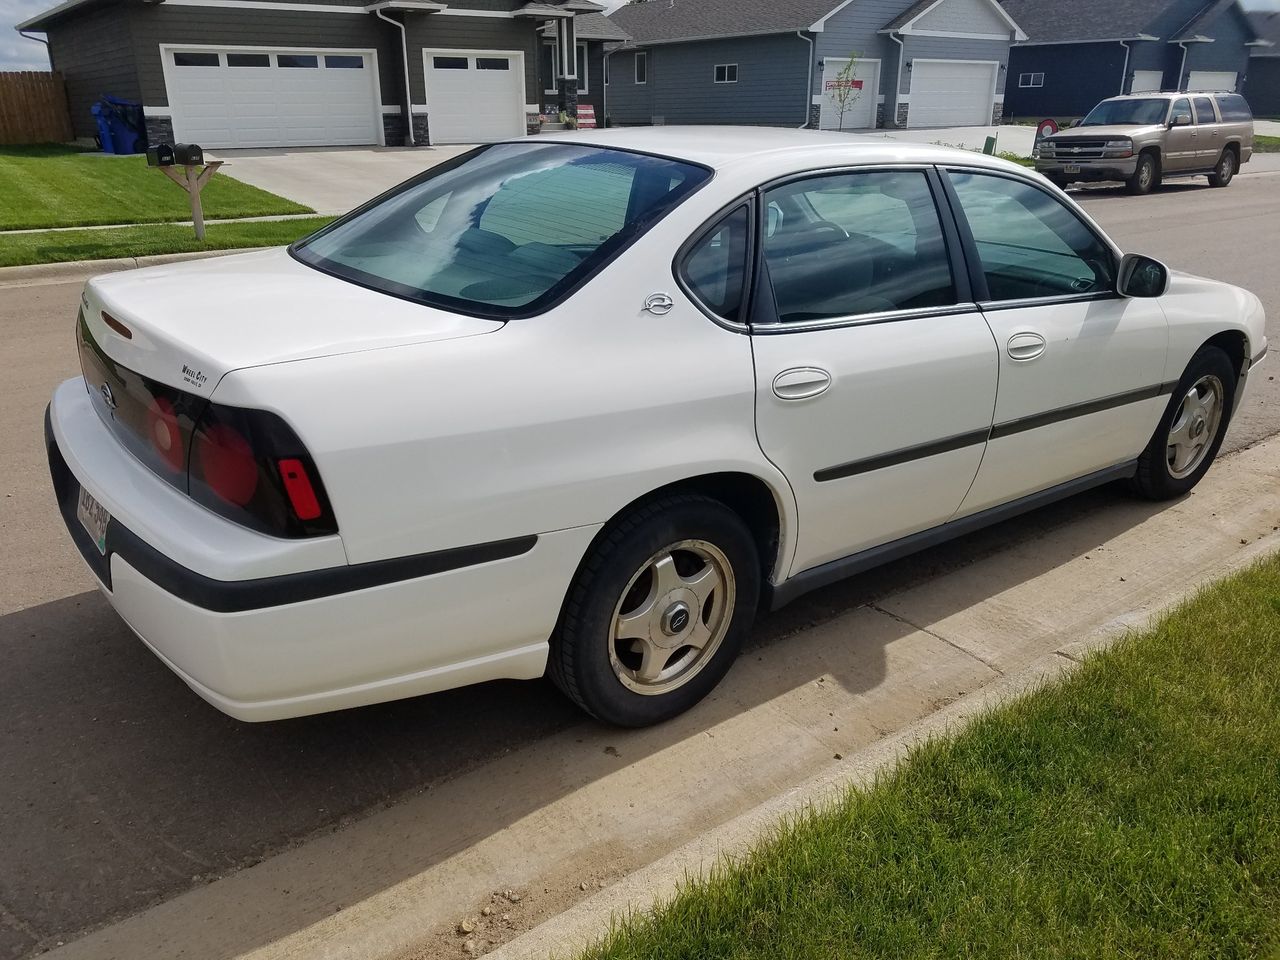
[
  {"left": 484, "top": 525, "right": 1280, "bottom": 960},
  {"left": 0, "top": 247, "right": 274, "bottom": 289}
]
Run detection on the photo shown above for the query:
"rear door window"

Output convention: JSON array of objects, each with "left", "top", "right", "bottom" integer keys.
[
  {"left": 679, "top": 205, "right": 751, "bottom": 323},
  {"left": 1194, "top": 97, "right": 1217, "bottom": 124},
  {"left": 1216, "top": 94, "right": 1253, "bottom": 122}
]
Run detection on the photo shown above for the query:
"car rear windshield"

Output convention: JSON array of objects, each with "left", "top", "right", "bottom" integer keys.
[
  {"left": 291, "top": 143, "right": 711, "bottom": 319},
  {"left": 1080, "top": 99, "right": 1169, "bottom": 126}
]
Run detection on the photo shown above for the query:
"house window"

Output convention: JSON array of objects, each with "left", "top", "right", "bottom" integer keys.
[
  {"left": 226, "top": 53, "right": 270, "bottom": 68},
  {"left": 173, "top": 52, "right": 220, "bottom": 67},
  {"left": 477, "top": 58, "right": 511, "bottom": 71},
  {"left": 714, "top": 64, "right": 738, "bottom": 84},
  {"left": 433, "top": 56, "right": 469, "bottom": 70},
  {"left": 277, "top": 54, "right": 319, "bottom": 68},
  {"left": 324, "top": 55, "right": 364, "bottom": 69},
  {"left": 635, "top": 51, "right": 647, "bottom": 85},
  {"left": 542, "top": 42, "right": 589, "bottom": 94},
  {"left": 1018, "top": 72, "right": 1044, "bottom": 88},
  {"left": 604, "top": 55, "right": 610, "bottom": 85}
]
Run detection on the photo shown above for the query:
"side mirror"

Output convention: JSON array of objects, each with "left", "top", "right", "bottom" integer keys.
[
  {"left": 1068, "top": 118, "right": 1082, "bottom": 128},
  {"left": 1171, "top": 112, "right": 1192, "bottom": 128},
  {"left": 1117, "top": 253, "right": 1170, "bottom": 298}
]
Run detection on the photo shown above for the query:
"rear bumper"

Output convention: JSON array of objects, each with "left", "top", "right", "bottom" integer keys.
[
  {"left": 1036, "top": 157, "right": 1138, "bottom": 182},
  {"left": 46, "top": 381, "right": 599, "bottom": 721}
]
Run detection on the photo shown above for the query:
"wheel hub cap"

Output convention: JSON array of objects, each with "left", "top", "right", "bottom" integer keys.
[
  {"left": 1167, "top": 375, "right": 1224, "bottom": 480},
  {"left": 661, "top": 601, "right": 691, "bottom": 638}
]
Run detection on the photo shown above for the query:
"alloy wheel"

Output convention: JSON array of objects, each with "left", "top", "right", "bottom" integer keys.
[{"left": 1167, "top": 375, "right": 1224, "bottom": 479}]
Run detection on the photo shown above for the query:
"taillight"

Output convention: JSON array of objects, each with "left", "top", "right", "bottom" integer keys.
[
  {"left": 146, "top": 396, "right": 184, "bottom": 473},
  {"left": 189, "top": 402, "right": 337, "bottom": 538}
]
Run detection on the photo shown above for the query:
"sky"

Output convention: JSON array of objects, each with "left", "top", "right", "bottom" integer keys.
[{"left": 0, "top": 0, "right": 1277, "bottom": 69}]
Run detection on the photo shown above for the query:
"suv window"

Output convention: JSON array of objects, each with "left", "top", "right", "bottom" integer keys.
[
  {"left": 761, "top": 170, "right": 955, "bottom": 323},
  {"left": 1216, "top": 94, "right": 1253, "bottom": 122},
  {"left": 1080, "top": 98, "right": 1171, "bottom": 126},
  {"left": 1171, "top": 97, "right": 1191, "bottom": 122},
  {"left": 1194, "top": 97, "right": 1217, "bottom": 124},
  {"left": 947, "top": 171, "right": 1116, "bottom": 302},
  {"left": 680, "top": 205, "right": 751, "bottom": 323},
  {"left": 293, "top": 143, "right": 710, "bottom": 317}
]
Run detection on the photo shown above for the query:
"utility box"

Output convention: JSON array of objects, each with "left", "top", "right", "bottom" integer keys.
[
  {"left": 172, "top": 143, "right": 204, "bottom": 166},
  {"left": 146, "top": 143, "right": 176, "bottom": 167}
]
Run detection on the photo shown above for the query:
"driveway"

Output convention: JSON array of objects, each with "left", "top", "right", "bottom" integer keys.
[
  {"left": 207, "top": 144, "right": 476, "bottom": 215},
  {"left": 2, "top": 175, "right": 1279, "bottom": 960}
]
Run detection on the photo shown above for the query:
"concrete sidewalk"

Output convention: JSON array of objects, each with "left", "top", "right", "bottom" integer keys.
[{"left": 41, "top": 433, "right": 1280, "bottom": 960}]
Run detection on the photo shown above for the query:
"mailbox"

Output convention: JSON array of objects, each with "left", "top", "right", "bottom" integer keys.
[
  {"left": 146, "top": 143, "right": 175, "bottom": 167},
  {"left": 172, "top": 143, "right": 204, "bottom": 166}
]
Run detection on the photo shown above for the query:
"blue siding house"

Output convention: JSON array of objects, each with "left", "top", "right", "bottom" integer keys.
[
  {"left": 1243, "top": 10, "right": 1280, "bottom": 115},
  {"left": 1001, "top": 0, "right": 1267, "bottom": 120},
  {"left": 605, "top": 0, "right": 1027, "bottom": 130}
]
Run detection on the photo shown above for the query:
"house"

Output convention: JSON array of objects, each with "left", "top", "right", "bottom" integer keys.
[
  {"left": 605, "top": 0, "right": 1027, "bottom": 131},
  {"left": 14, "top": 0, "right": 628, "bottom": 149},
  {"left": 1000, "top": 0, "right": 1266, "bottom": 120},
  {"left": 1243, "top": 10, "right": 1280, "bottom": 116}
]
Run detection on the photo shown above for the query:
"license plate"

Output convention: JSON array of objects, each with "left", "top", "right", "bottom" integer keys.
[
  {"left": 1064, "top": 164, "right": 1082, "bottom": 174},
  {"left": 76, "top": 485, "right": 110, "bottom": 556}
]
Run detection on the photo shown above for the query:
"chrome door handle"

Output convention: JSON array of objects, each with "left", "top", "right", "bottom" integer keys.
[
  {"left": 772, "top": 367, "right": 832, "bottom": 400},
  {"left": 1007, "top": 332, "right": 1047, "bottom": 362}
]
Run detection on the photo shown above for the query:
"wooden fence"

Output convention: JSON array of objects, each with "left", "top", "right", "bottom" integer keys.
[{"left": 0, "top": 72, "right": 74, "bottom": 145}]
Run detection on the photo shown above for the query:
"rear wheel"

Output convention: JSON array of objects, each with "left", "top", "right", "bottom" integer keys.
[
  {"left": 1131, "top": 346, "right": 1236, "bottom": 500},
  {"left": 549, "top": 495, "right": 760, "bottom": 727},
  {"left": 1126, "top": 151, "right": 1159, "bottom": 195},
  {"left": 1208, "top": 148, "right": 1236, "bottom": 187}
]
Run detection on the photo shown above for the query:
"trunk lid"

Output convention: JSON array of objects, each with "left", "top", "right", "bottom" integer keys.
[{"left": 82, "top": 247, "right": 502, "bottom": 395}]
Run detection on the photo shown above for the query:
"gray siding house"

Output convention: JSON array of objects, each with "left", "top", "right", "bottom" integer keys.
[
  {"left": 606, "top": 0, "right": 1027, "bottom": 130},
  {"left": 1001, "top": 0, "right": 1267, "bottom": 119},
  {"left": 1243, "top": 10, "right": 1280, "bottom": 115},
  {"left": 15, "top": 0, "right": 629, "bottom": 148}
]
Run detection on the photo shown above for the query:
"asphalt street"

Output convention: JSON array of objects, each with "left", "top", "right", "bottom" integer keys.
[{"left": 1, "top": 172, "right": 1278, "bottom": 959}]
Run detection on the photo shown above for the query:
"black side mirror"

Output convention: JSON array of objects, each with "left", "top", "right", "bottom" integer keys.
[{"left": 1117, "top": 253, "right": 1169, "bottom": 298}]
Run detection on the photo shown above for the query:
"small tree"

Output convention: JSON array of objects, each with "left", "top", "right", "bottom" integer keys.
[{"left": 827, "top": 52, "right": 864, "bottom": 131}]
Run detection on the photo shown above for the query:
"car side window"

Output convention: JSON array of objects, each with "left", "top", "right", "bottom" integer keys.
[
  {"left": 761, "top": 170, "right": 955, "bottom": 323},
  {"left": 680, "top": 205, "right": 751, "bottom": 323},
  {"left": 947, "top": 171, "right": 1116, "bottom": 302},
  {"left": 1194, "top": 97, "right": 1216, "bottom": 124},
  {"left": 1217, "top": 94, "right": 1253, "bottom": 122},
  {"left": 1171, "top": 97, "right": 1191, "bottom": 122}
]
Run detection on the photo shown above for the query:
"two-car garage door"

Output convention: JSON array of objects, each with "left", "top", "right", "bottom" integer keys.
[
  {"left": 908, "top": 60, "right": 998, "bottom": 128},
  {"left": 165, "top": 47, "right": 380, "bottom": 148}
]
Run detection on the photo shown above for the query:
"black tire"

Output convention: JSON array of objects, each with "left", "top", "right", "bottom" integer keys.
[
  {"left": 1048, "top": 174, "right": 1071, "bottom": 191},
  {"left": 549, "top": 494, "right": 760, "bottom": 727},
  {"left": 1131, "top": 346, "right": 1236, "bottom": 501},
  {"left": 1208, "top": 148, "right": 1237, "bottom": 187},
  {"left": 1126, "top": 151, "right": 1159, "bottom": 195}
]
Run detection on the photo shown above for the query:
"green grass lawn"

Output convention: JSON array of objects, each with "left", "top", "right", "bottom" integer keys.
[
  {"left": 1255, "top": 135, "right": 1280, "bottom": 154},
  {"left": 0, "top": 216, "right": 335, "bottom": 268},
  {"left": 582, "top": 554, "right": 1280, "bottom": 960},
  {"left": 0, "top": 144, "right": 313, "bottom": 230}
]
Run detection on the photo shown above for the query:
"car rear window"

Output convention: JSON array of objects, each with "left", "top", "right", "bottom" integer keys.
[
  {"left": 292, "top": 143, "right": 711, "bottom": 318},
  {"left": 1216, "top": 94, "right": 1253, "bottom": 122}
]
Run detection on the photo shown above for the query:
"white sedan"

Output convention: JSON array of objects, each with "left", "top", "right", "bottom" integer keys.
[{"left": 47, "top": 128, "right": 1266, "bottom": 726}]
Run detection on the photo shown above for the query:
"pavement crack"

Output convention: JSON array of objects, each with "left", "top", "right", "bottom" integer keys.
[{"left": 868, "top": 603, "right": 1006, "bottom": 677}]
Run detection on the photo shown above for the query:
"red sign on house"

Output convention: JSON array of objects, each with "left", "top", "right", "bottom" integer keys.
[
  {"left": 824, "top": 79, "right": 864, "bottom": 92},
  {"left": 577, "top": 104, "right": 597, "bottom": 129}
]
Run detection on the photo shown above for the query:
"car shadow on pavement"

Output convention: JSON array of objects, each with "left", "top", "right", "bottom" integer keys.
[{"left": 0, "top": 484, "right": 1169, "bottom": 959}]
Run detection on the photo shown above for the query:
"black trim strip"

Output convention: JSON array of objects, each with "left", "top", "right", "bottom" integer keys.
[
  {"left": 815, "top": 429, "right": 990, "bottom": 483},
  {"left": 47, "top": 408, "right": 538, "bottom": 614},
  {"left": 989, "top": 381, "right": 1176, "bottom": 440},
  {"left": 768, "top": 460, "right": 1138, "bottom": 610}
]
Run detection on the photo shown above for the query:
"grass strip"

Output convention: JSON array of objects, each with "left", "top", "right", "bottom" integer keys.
[
  {"left": 582, "top": 554, "right": 1280, "bottom": 960},
  {"left": 1255, "top": 135, "right": 1280, "bottom": 154},
  {"left": 0, "top": 217, "right": 335, "bottom": 268},
  {"left": 0, "top": 144, "right": 313, "bottom": 230}
]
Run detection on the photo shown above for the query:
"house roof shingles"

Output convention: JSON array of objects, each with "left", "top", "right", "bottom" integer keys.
[
  {"left": 607, "top": 0, "right": 843, "bottom": 44},
  {"left": 997, "top": 0, "right": 1171, "bottom": 42},
  {"left": 1248, "top": 10, "right": 1280, "bottom": 54}
]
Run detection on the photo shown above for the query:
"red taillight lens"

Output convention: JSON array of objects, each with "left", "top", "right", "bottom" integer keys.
[
  {"left": 146, "top": 396, "right": 184, "bottom": 473},
  {"left": 277, "top": 458, "right": 322, "bottom": 521},
  {"left": 195, "top": 422, "right": 259, "bottom": 506}
]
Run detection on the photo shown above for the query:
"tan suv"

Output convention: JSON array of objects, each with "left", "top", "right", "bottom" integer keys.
[{"left": 1034, "top": 91, "right": 1254, "bottom": 195}]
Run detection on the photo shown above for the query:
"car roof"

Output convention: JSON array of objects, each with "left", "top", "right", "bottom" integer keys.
[{"left": 526, "top": 125, "right": 1022, "bottom": 175}]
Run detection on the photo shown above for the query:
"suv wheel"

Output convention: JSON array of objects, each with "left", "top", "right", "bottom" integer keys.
[
  {"left": 1208, "top": 149, "right": 1236, "bottom": 188},
  {"left": 1126, "top": 151, "right": 1159, "bottom": 195},
  {"left": 549, "top": 494, "right": 760, "bottom": 727}
]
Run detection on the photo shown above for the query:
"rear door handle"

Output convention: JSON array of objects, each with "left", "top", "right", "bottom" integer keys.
[
  {"left": 1007, "top": 332, "right": 1047, "bottom": 362},
  {"left": 772, "top": 367, "right": 832, "bottom": 400}
]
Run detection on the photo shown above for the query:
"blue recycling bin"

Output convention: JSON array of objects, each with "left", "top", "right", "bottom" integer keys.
[{"left": 92, "top": 96, "right": 145, "bottom": 155}]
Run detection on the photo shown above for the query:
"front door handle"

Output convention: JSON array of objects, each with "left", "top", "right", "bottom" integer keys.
[
  {"left": 773, "top": 367, "right": 832, "bottom": 400},
  {"left": 1007, "top": 332, "right": 1047, "bottom": 361}
]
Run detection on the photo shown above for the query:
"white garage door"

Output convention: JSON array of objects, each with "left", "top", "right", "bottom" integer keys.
[
  {"left": 908, "top": 60, "right": 997, "bottom": 128},
  {"left": 819, "top": 58, "right": 879, "bottom": 131},
  {"left": 424, "top": 50, "right": 525, "bottom": 144},
  {"left": 1186, "top": 71, "right": 1237, "bottom": 92},
  {"left": 165, "top": 47, "right": 379, "bottom": 148},
  {"left": 1131, "top": 70, "right": 1164, "bottom": 93}
]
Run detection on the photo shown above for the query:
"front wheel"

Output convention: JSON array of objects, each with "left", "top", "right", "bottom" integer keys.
[
  {"left": 549, "top": 494, "right": 760, "bottom": 727},
  {"left": 1208, "top": 149, "right": 1236, "bottom": 187},
  {"left": 1131, "top": 346, "right": 1236, "bottom": 500},
  {"left": 1126, "top": 152, "right": 1159, "bottom": 195}
]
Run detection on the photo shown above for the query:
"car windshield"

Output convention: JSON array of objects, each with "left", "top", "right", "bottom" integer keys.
[
  {"left": 1080, "top": 99, "right": 1170, "bottom": 126},
  {"left": 292, "top": 143, "right": 711, "bottom": 318}
]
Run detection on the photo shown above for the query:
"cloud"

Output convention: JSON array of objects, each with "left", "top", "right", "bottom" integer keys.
[{"left": 0, "top": 0, "right": 54, "bottom": 69}]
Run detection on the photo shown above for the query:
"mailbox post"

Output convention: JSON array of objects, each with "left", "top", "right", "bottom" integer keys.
[{"left": 147, "top": 142, "right": 223, "bottom": 240}]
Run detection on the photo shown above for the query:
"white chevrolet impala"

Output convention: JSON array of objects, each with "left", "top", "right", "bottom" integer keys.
[{"left": 47, "top": 128, "right": 1266, "bottom": 726}]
